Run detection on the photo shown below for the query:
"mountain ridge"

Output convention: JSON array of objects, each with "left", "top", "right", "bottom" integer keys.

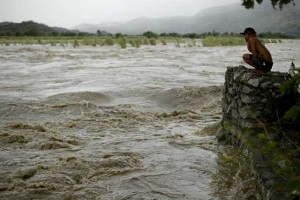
[
  {"left": 73, "top": 1, "right": 300, "bottom": 37},
  {"left": 0, "top": 20, "right": 91, "bottom": 36}
]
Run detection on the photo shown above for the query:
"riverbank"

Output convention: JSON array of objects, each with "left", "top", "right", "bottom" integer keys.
[{"left": 218, "top": 66, "right": 300, "bottom": 200}]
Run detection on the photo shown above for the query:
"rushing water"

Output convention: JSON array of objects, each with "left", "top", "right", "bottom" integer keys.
[{"left": 0, "top": 40, "right": 299, "bottom": 199}]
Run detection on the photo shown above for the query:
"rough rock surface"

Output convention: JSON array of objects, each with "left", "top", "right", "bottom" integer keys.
[
  {"left": 218, "top": 66, "right": 299, "bottom": 200},
  {"left": 222, "top": 66, "right": 293, "bottom": 129}
]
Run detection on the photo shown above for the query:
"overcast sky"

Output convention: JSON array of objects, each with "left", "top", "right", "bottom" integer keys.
[{"left": 0, "top": 0, "right": 241, "bottom": 28}]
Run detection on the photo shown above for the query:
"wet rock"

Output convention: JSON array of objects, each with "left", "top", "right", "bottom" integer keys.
[
  {"left": 277, "top": 160, "right": 288, "bottom": 169},
  {"left": 240, "top": 94, "right": 260, "bottom": 104},
  {"left": 247, "top": 78, "right": 261, "bottom": 87},
  {"left": 222, "top": 66, "right": 294, "bottom": 126},
  {"left": 241, "top": 86, "right": 253, "bottom": 94},
  {"left": 220, "top": 66, "right": 299, "bottom": 200}
]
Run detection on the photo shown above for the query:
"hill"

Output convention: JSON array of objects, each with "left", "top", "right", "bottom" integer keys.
[
  {"left": 0, "top": 21, "right": 91, "bottom": 36},
  {"left": 74, "top": 1, "right": 300, "bottom": 37}
]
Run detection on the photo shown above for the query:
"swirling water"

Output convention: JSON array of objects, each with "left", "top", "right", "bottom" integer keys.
[{"left": 0, "top": 40, "right": 299, "bottom": 199}]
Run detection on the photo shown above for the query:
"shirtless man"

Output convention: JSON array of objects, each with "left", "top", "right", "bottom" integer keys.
[{"left": 241, "top": 27, "right": 273, "bottom": 74}]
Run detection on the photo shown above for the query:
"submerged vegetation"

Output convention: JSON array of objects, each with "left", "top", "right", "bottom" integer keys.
[
  {"left": 202, "top": 36, "right": 245, "bottom": 47},
  {"left": 0, "top": 33, "right": 288, "bottom": 48},
  {"left": 0, "top": 22, "right": 294, "bottom": 48}
]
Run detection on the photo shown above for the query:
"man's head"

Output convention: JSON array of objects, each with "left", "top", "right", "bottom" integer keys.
[
  {"left": 240, "top": 27, "right": 256, "bottom": 35},
  {"left": 240, "top": 27, "right": 257, "bottom": 42}
]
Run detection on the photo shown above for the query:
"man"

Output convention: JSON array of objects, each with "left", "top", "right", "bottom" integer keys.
[{"left": 241, "top": 27, "right": 273, "bottom": 74}]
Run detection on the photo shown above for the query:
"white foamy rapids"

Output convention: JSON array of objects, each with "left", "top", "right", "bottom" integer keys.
[{"left": 0, "top": 89, "right": 222, "bottom": 199}]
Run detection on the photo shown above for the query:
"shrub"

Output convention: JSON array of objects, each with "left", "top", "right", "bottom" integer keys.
[
  {"left": 149, "top": 38, "right": 156, "bottom": 45},
  {"left": 118, "top": 38, "right": 127, "bottom": 48},
  {"left": 142, "top": 38, "right": 149, "bottom": 45},
  {"left": 50, "top": 40, "right": 56, "bottom": 46},
  {"left": 161, "top": 39, "right": 167, "bottom": 45},
  {"left": 187, "top": 39, "right": 196, "bottom": 47},
  {"left": 129, "top": 39, "right": 141, "bottom": 48},
  {"left": 73, "top": 39, "right": 79, "bottom": 48},
  {"left": 202, "top": 36, "right": 245, "bottom": 47},
  {"left": 104, "top": 37, "right": 114, "bottom": 46},
  {"left": 82, "top": 38, "right": 97, "bottom": 46}
]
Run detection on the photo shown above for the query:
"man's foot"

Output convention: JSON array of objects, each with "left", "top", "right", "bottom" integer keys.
[
  {"left": 266, "top": 66, "right": 272, "bottom": 72},
  {"left": 255, "top": 69, "right": 267, "bottom": 75}
]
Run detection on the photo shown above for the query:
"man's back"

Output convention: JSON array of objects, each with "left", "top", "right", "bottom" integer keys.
[{"left": 249, "top": 37, "right": 273, "bottom": 63}]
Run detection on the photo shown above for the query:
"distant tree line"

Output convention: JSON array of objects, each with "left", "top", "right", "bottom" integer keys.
[
  {"left": 139, "top": 30, "right": 294, "bottom": 39},
  {"left": 95, "top": 30, "right": 294, "bottom": 39},
  {"left": 257, "top": 32, "right": 294, "bottom": 39}
]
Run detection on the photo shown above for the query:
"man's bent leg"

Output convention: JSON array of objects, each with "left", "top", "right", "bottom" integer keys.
[{"left": 243, "top": 54, "right": 256, "bottom": 68}]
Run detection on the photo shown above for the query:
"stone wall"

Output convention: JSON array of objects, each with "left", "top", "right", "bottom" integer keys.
[
  {"left": 218, "top": 66, "right": 299, "bottom": 200},
  {"left": 222, "top": 66, "right": 293, "bottom": 129}
]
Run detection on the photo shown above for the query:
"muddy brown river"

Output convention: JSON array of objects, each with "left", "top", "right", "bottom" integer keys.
[{"left": 0, "top": 40, "right": 299, "bottom": 199}]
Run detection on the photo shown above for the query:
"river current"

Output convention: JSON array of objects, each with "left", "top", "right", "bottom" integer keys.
[{"left": 0, "top": 40, "right": 299, "bottom": 199}]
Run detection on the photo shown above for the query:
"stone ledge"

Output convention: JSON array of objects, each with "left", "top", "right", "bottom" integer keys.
[
  {"left": 222, "top": 66, "right": 295, "bottom": 128},
  {"left": 218, "top": 66, "right": 300, "bottom": 200}
]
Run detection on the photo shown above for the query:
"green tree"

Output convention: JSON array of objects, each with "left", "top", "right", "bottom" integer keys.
[
  {"left": 97, "top": 30, "right": 110, "bottom": 36},
  {"left": 115, "top": 32, "right": 123, "bottom": 38},
  {"left": 242, "top": 0, "right": 296, "bottom": 9},
  {"left": 143, "top": 31, "right": 158, "bottom": 38}
]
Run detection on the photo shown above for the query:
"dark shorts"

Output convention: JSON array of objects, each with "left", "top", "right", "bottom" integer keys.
[{"left": 249, "top": 54, "right": 273, "bottom": 72}]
